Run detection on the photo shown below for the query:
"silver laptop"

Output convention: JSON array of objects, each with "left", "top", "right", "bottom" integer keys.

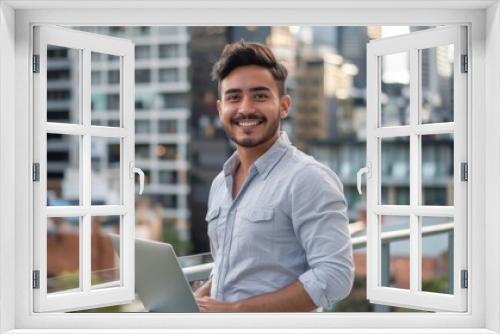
[{"left": 110, "top": 235, "right": 200, "bottom": 312}]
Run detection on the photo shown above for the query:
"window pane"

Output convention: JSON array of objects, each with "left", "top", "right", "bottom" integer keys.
[
  {"left": 47, "top": 134, "right": 80, "bottom": 206},
  {"left": 158, "top": 44, "right": 178, "bottom": 58},
  {"left": 380, "top": 52, "right": 410, "bottom": 127},
  {"left": 380, "top": 215, "right": 410, "bottom": 290},
  {"left": 135, "top": 45, "right": 151, "bottom": 60},
  {"left": 159, "top": 170, "right": 177, "bottom": 184},
  {"left": 158, "top": 119, "right": 178, "bottom": 134},
  {"left": 421, "top": 133, "right": 454, "bottom": 206},
  {"left": 135, "top": 120, "right": 150, "bottom": 134},
  {"left": 380, "top": 137, "right": 410, "bottom": 205},
  {"left": 91, "top": 216, "right": 121, "bottom": 289},
  {"left": 421, "top": 216, "right": 453, "bottom": 294},
  {"left": 47, "top": 45, "right": 80, "bottom": 124},
  {"left": 91, "top": 137, "right": 121, "bottom": 205},
  {"left": 135, "top": 69, "right": 151, "bottom": 84},
  {"left": 156, "top": 143, "right": 178, "bottom": 160},
  {"left": 159, "top": 68, "right": 179, "bottom": 83},
  {"left": 108, "top": 70, "right": 120, "bottom": 84},
  {"left": 91, "top": 52, "right": 121, "bottom": 127},
  {"left": 159, "top": 93, "right": 188, "bottom": 109},
  {"left": 91, "top": 71, "right": 102, "bottom": 86},
  {"left": 135, "top": 144, "right": 150, "bottom": 160},
  {"left": 135, "top": 92, "right": 154, "bottom": 111},
  {"left": 47, "top": 216, "right": 80, "bottom": 293},
  {"left": 420, "top": 45, "right": 454, "bottom": 124}
]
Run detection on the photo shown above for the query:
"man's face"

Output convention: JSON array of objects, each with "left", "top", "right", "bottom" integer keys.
[{"left": 217, "top": 65, "right": 290, "bottom": 149}]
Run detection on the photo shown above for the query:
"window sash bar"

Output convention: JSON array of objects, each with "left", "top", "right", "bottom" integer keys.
[{"left": 375, "top": 122, "right": 454, "bottom": 138}]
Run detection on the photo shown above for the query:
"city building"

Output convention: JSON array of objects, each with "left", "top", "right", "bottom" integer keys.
[{"left": 47, "top": 26, "right": 192, "bottom": 242}]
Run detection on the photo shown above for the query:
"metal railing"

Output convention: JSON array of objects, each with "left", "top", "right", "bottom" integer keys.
[{"left": 181, "top": 222, "right": 455, "bottom": 288}]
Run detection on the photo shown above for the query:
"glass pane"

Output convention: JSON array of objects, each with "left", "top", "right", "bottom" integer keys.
[
  {"left": 156, "top": 144, "right": 178, "bottom": 160},
  {"left": 159, "top": 119, "right": 178, "bottom": 134},
  {"left": 91, "top": 216, "right": 121, "bottom": 289},
  {"left": 91, "top": 137, "right": 121, "bottom": 205},
  {"left": 159, "top": 68, "right": 179, "bottom": 83},
  {"left": 420, "top": 45, "right": 454, "bottom": 124},
  {"left": 91, "top": 52, "right": 121, "bottom": 127},
  {"left": 47, "top": 216, "right": 80, "bottom": 293},
  {"left": 47, "top": 134, "right": 80, "bottom": 206},
  {"left": 380, "top": 52, "right": 410, "bottom": 127},
  {"left": 421, "top": 216, "right": 453, "bottom": 294},
  {"left": 135, "top": 120, "right": 150, "bottom": 134},
  {"left": 380, "top": 137, "right": 410, "bottom": 205},
  {"left": 159, "top": 170, "right": 177, "bottom": 184},
  {"left": 46, "top": 45, "right": 80, "bottom": 124},
  {"left": 136, "top": 144, "right": 150, "bottom": 160},
  {"left": 380, "top": 215, "right": 410, "bottom": 289},
  {"left": 135, "top": 69, "right": 151, "bottom": 84},
  {"left": 421, "top": 133, "right": 454, "bottom": 206}
]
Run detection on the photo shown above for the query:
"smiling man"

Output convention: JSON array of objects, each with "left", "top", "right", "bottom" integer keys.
[{"left": 194, "top": 41, "right": 354, "bottom": 312}]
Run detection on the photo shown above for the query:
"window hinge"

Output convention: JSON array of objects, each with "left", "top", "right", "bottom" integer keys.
[
  {"left": 33, "top": 163, "right": 40, "bottom": 182},
  {"left": 32, "top": 55, "right": 40, "bottom": 73},
  {"left": 33, "top": 270, "right": 40, "bottom": 289},
  {"left": 461, "top": 162, "right": 468, "bottom": 181},
  {"left": 461, "top": 270, "right": 468, "bottom": 289},
  {"left": 461, "top": 54, "right": 468, "bottom": 73}
]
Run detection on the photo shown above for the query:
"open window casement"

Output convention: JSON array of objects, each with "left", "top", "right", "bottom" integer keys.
[
  {"left": 33, "top": 25, "right": 140, "bottom": 312},
  {"left": 363, "top": 25, "right": 467, "bottom": 312}
]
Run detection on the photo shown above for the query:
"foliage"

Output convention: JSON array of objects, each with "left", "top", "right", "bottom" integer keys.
[{"left": 162, "top": 224, "right": 193, "bottom": 256}]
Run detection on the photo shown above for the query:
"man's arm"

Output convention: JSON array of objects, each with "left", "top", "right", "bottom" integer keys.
[{"left": 195, "top": 280, "right": 317, "bottom": 312}]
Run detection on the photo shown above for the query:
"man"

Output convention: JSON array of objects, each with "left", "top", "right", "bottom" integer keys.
[{"left": 194, "top": 41, "right": 354, "bottom": 312}]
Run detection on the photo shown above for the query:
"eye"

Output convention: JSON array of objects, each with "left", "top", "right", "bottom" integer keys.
[
  {"left": 254, "top": 93, "right": 269, "bottom": 100},
  {"left": 225, "top": 94, "right": 240, "bottom": 102}
]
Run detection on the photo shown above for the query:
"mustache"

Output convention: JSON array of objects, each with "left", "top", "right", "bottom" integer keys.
[{"left": 231, "top": 113, "right": 266, "bottom": 123}]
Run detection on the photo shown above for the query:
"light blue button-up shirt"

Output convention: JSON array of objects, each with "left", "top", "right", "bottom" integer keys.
[{"left": 205, "top": 132, "right": 354, "bottom": 309}]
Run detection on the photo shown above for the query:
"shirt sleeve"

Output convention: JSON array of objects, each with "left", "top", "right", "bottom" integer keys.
[{"left": 291, "top": 164, "right": 355, "bottom": 309}]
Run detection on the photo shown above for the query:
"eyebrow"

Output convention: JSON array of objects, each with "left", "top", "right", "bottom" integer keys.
[{"left": 223, "top": 86, "right": 272, "bottom": 95}]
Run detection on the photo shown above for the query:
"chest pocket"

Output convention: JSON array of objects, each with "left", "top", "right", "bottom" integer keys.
[
  {"left": 205, "top": 206, "right": 226, "bottom": 252},
  {"left": 236, "top": 207, "right": 275, "bottom": 243}
]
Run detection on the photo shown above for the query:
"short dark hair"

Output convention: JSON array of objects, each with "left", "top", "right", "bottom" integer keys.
[{"left": 211, "top": 40, "right": 288, "bottom": 96}]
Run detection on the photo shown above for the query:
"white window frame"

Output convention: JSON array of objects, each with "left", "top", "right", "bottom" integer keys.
[
  {"left": 33, "top": 25, "right": 136, "bottom": 312},
  {"left": 0, "top": 1, "right": 499, "bottom": 333},
  {"left": 365, "top": 26, "right": 467, "bottom": 312}
]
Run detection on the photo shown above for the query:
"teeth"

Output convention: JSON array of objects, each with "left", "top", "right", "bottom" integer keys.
[{"left": 238, "top": 120, "right": 260, "bottom": 127}]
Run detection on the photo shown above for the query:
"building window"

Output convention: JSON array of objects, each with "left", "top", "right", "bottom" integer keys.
[
  {"left": 135, "top": 69, "right": 151, "bottom": 83},
  {"left": 106, "top": 93, "right": 120, "bottom": 110},
  {"left": 135, "top": 120, "right": 150, "bottom": 134},
  {"left": 135, "top": 45, "right": 151, "bottom": 59},
  {"left": 159, "top": 68, "right": 179, "bottom": 82},
  {"left": 158, "top": 44, "right": 178, "bottom": 58},
  {"left": 158, "top": 119, "right": 178, "bottom": 134},
  {"left": 156, "top": 143, "right": 178, "bottom": 160},
  {"left": 159, "top": 93, "right": 187, "bottom": 109},
  {"left": 108, "top": 70, "right": 120, "bottom": 84}
]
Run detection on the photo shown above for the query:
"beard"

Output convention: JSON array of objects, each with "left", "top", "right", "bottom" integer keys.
[{"left": 223, "top": 111, "right": 280, "bottom": 148}]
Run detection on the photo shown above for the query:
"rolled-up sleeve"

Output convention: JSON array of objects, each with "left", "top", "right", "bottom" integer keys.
[{"left": 291, "top": 165, "right": 355, "bottom": 309}]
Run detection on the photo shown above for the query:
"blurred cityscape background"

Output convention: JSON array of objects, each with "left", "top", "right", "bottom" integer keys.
[{"left": 44, "top": 26, "right": 455, "bottom": 312}]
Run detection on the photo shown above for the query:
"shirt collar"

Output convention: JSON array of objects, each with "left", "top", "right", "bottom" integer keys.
[{"left": 223, "top": 131, "right": 291, "bottom": 180}]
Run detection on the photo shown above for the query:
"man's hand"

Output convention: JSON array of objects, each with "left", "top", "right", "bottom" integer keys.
[
  {"left": 195, "top": 280, "right": 317, "bottom": 312},
  {"left": 193, "top": 278, "right": 212, "bottom": 298},
  {"left": 196, "top": 296, "right": 239, "bottom": 312}
]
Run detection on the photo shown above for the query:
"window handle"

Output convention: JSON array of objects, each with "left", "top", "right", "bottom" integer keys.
[
  {"left": 130, "top": 162, "right": 145, "bottom": 195},
  {"left": 357, "top": 163, "right": 371, "bottom": 195}
]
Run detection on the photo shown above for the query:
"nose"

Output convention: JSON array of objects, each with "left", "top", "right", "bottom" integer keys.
[{"left": 238, "top": 95, "right": 256, "bottom": 114}]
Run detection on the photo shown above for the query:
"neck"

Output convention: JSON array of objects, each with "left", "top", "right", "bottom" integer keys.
[{"left": 236, "top": 132, "right": 280, "bottom": 175}]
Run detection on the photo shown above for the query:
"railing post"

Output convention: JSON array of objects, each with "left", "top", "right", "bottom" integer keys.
[
  {"left": 448, "top": 230, "right": 454, "bottom": 294},
  {"left": 374, "top": 240, "right": 391, "bottom": 312}
]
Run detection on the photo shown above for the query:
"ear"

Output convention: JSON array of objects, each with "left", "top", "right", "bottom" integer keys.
[{"left": 279, "top": 95, "right": 291, "bottom": 119}]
